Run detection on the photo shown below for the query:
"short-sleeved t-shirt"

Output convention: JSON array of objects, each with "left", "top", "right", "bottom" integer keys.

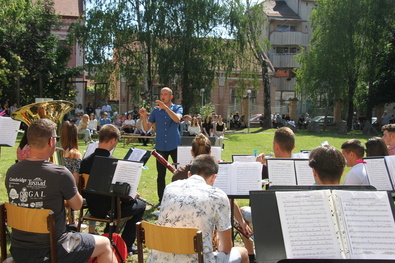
[
  {"left": 6, "top": 160, "right": 77, "bottom": 247},
  {"left": 149, "top": 175, "right": 231, "bottom": 262}
]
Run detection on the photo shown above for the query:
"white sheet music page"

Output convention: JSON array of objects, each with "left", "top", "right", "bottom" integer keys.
[
  {"left": 364, "top": 158, "right": 393, "bottom": 190},
  {"left": 268, "top": 159, "right": 296, "bottom": 185},
  {"left": 232, "top": 155, "right": 256, "bottom": 162},
  {"left": 214, "top": 163, "right": 232, "bottom": 194},
  {"left": 177, "top": 146, "right": 194, "bottom": 166},
  {"left": 0, "top": 117, "right": 20, "bottom": 147},
  {"left": 276, "top": 190, "right": 342, "bottom": 259},
  {"left": 231, "top": 162, "right": 262, "bottom": 195},
  {"left": 111, "top": 160, "right": 142, "bottom": 197},
  {"left": 294, "top": 160, "right": 315, "bottom": 185},
  {"left": 127, "top": 148, "right": 146, "bottom": 162},
  {"left": 334, "top": 190, "right": 395, "bottom": 259},
  {"left": 384, "top": 155, "right": 395, "bottom": 189}
]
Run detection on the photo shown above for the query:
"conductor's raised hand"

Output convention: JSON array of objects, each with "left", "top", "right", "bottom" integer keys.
[
  {"left": 139, "top": 108, "right": 147, "bottom": 118},
  {"left": 154, "top": 99, "right": 167, "bottom": 110}
]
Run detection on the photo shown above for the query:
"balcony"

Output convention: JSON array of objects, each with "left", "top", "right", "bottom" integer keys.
[
  {"left": 270, "top": 31, "right": 309, "bottom": 47},
  {"left": 271, "top": 78, "right": 296, "bottom": 91},
  {"left": 268, "top": 53, "right": 300, "bottom": 68}
]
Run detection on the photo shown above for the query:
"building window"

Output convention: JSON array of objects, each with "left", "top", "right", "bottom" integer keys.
[{"left": 277, "top": 25, "right": 296, "bottom": 32}]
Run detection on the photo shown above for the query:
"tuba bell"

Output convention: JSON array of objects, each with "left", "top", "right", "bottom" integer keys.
[{"left": 11, "top": 100, "right": 74, "bottom": 165}]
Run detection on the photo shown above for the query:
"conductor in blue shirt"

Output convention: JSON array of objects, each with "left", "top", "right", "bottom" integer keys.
[{"left": 139, "top": 87, "right": 183, "bottom": 204}]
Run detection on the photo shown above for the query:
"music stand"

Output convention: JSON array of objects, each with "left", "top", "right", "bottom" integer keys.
[{"left": 85, "top": 156, "right": 130, "bottom": 263}]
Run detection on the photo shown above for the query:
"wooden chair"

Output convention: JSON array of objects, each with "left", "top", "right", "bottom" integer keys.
[
  {"left": 76, "top": 173, "right": 133, "bottom": 233},
  {"left": 136, "top": 221, "right": 204, "bottom": 263},
  {"left": 0, "top": 203, "right": 57, "bottom": 263}
]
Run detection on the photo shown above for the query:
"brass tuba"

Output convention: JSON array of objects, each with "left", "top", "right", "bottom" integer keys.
[{"left": 11, "top": 100, "right": 74, "bottom": 164}]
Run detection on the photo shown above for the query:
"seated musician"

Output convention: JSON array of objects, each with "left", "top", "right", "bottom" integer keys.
[
  {"left": 171, "top": 134, "right": 251, "bottom": 262},
  {"left": 150, "top": 154, "right": 248, "bottom": 263},
  {"left": 341, "top": 139, "right": 368, "bottom": 185},
  {"left": 241, "top": 127, "right": 296, "bottom": 261},
  {"left": 79, "top": 124, "right": 146, "bottom": 255},
  {"left": 308, "top": 145, "right": 345, "bottom": 185},
  {"left": 6, "top": 119, "right": 117, "bottom": 263}
]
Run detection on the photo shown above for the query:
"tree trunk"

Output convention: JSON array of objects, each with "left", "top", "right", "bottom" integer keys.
[{"left": 262, "top": 62, "right": 271, "bottom": 129}]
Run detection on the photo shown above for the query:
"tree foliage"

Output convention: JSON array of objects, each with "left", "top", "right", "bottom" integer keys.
[
  {"left": 295, "top": 0, "right": 395, "bottom": 129},
  {"left": 0, "top": 0, "right": 82, "bottom": 105},
  {"left": 228, "top": 0, "right": 272, "bottom": 128},
  {"left": 77, "top": 0, "right": 239, "bottom": 114}
]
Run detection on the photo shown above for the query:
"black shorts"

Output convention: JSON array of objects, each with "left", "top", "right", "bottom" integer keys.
[{"left": 11, "top": 232, "right": 95, "bottom": 263}]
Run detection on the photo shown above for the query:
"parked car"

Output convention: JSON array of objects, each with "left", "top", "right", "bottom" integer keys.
[
  {"left": 310, "top": 116, "right": 335, "bottom": 126},
  {"left": 249, "top": 114, "right": 263, "bottom": 127}
]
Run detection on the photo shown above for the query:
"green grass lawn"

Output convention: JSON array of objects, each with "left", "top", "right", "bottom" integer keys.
[
  {"left": 0, "top": 127, "right": 373, "bottom": 262},
  {"left": 0, "top": 127, "right": 373, "bottom": 210}
]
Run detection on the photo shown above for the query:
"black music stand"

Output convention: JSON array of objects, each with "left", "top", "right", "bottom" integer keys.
[
  {"left": 85, "top": 156, "right": 130, "bottom": 263},
  {"left": 250, "top": 186, "right": 394, "bottom": 263}
]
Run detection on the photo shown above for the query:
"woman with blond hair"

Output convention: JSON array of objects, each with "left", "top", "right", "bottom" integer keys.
[{"left": 78, "top": 114, "right": 93, "bottom": 144}]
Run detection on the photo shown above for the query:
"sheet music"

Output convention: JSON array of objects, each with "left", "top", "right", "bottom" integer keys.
[
  {"left": 294, "top": 160, "right": 315, "bottom": 185},
  {"left": 214, "top": 162, "right": 262, "bottom": 195},
  {"left": 276, "top": 190, "right": 342, "bottom": 259},
  {"left": 232, "top": 162, "right": 262, "bottom": 195},
  {"left": 334, "top": 190, "right": 395, "bottom": 259},
  {"left": 127, "top": 148, "right": 147, "bottom": 162},
  {"left": 268, "top": 159, "right": 296, "bottom": 185},
  {"left": 364, "top": 158, "right": 393, "bottom": 190},
  {"left": 177, "top": 146, "right": 194, "bottom": 166},
  {"left": 111, "top": 160, "right": 142, "bottom": 197},
  {"left": 232, "top": 155, "right": 256, "bottom": 162},
  {"left": 385, "top": 156, "right": 395, "bottom": 189},
  {"left": 177, "top": 146, "right": 222, "bottom": 166},
  {"left": 0, "top": 117, "right": 20, "bottom": 147},
  {"left": 214, "top": 163, "right": 232, "bottom": 194},
  {"left": 84, "top": 141, "right": 115, "bottom": 159},
  {"left": 292, "top": 152, "right": 310, "bottom": 159}
]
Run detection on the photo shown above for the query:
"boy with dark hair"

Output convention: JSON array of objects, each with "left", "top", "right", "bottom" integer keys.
[
  {"left": 382, "top": 124, "right": 395, "bottom": 155},
  {"left": 309, "top": 145, "right": 345, "bottom": 185},
  {"left": 80, "top": 124, "right": 146, "bottom": 254},
  {"left": 341, "top": 139, "right": 368, "bottom": 185}
]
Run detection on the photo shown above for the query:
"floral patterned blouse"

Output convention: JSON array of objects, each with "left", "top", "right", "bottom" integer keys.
[
  {"left": 149, "top": 175, "right": 231, "bottom": 263},
  {"left": 63, "top": 157, "right": 81, "bottom": 174}
]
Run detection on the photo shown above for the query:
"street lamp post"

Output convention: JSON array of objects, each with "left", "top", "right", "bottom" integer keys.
[
  {"left": 247, "top": 89, "right": 251, "bottom": 133},
  {"left": 200, "top": 88, "right": 205, "bottom": 107}
]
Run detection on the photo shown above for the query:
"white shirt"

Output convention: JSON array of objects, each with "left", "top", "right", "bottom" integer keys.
[
  {"left": 88, "top": 119, "right": 97, "bottom": 130},
  {"left": 188, "top": 125, "right": 200, "bottom": 135},
  {"left": 343, "top": 163, "right": 369, "bottom": 185}
]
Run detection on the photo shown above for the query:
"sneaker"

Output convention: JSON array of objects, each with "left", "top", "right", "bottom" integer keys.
[
  {"left": 152, "top": 211, "right": 160, "bottom": 217},
  {"left": 128, "top": 246, "right": 138, "bottom": 255}
]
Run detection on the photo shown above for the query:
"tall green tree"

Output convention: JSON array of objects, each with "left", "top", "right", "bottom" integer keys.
[
  {"left": 296, "top": 0, "right": 395, "bottom": 130},
  {"left": 228, "top": 0, "right": 272, "bottom": 128},
  {"left": 145, "top": 0, "right": 235, "bottom": 114},
  {"left": 0, "top": 0, "right": 82, "bottom": 105}
]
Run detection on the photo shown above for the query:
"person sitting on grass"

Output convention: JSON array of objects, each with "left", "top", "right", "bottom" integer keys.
[
  {"left": 341, "top": 139, "right": 368, "bottom": 185},
  {"left": 308, "top": 145, "right": 346, "bottom": 185}
]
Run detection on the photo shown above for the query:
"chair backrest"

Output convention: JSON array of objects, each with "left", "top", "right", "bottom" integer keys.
[
  {"left": 0, "top": 203, "right": 57, "bottom": 263},
  {"left": 136, "top": 221, "right": 203, "bottom": 263},
  {"left": 80, "top": 173, "right": 90, "bottom": 190}
]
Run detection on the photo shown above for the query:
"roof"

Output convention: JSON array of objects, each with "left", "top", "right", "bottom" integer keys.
[{"left": 263, "top": 0, "right": 302, "bottom": 21}]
